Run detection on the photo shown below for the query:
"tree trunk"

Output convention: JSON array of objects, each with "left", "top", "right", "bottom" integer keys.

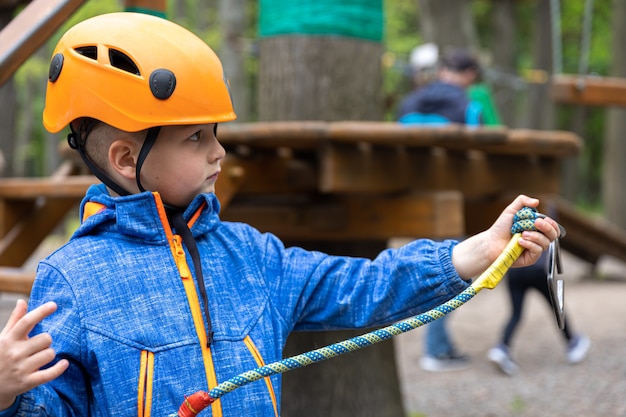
[
  {"left": 490, "top": 0, "right": 518, "bottom": 127},
  {"left": 219, "top": 0, "right": 251, "bottom": 122},
  {"left": 603, "top": 0, "right": 626, "bottom": 227},
  {"left": 418, "top": 0, "right": 478, "bottom": 51},
  {"left": 0, "top": 8, "right": 16, "bottom": 176},
  {"left": 258, "top": 36, "right": 383, "bottom": 121},
  {"left": 525, "top": 1, "right": 555, "bottom": 130},
  {"left": 257, "top": 12, "right": 401, "bottom": 416}
]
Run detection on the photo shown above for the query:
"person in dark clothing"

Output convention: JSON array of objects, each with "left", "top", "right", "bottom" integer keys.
[
  {"left": 487, "top": 250, "right": 591, "bottom": 376},
  {"left": 397, "top": 48, "right": 485, "bottom": 372},
  {"left": 397, "top": 48, "right": 482, "bottom": 126}
]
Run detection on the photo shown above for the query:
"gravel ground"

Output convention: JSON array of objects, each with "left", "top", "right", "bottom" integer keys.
[
  {"left": 1, "top": 251, "right": 625, "bottom": 417},
  {"left": 394, "top": 251, "right": 626, "bottom": 417}
]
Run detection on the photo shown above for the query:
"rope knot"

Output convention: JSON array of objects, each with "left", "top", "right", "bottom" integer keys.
[{"left": 511, "top": 206, "right": 539, "bottom": 234}]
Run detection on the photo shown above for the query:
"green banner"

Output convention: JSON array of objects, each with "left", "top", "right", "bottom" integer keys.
[{"left": 259, "top": 0, "right": 383, "bottom": 41}]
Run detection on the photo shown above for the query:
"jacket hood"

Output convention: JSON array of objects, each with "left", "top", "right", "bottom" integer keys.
[
  {"left": 74, "top": 183, "right": 222, "bottom": 242},
  {"left": 413, "top": 81, "right": 468, "bottom": 116}
]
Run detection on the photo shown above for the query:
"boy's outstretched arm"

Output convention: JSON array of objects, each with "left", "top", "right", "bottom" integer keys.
[
  {"left": 0, "top": 300, "right": 69, "bottom": 411},
  {"left": 452, "top": 195, "right": 561, "bottom": 280}
]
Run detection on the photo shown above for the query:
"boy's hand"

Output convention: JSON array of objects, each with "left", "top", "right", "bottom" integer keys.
[
  {"left": 452, "top": 195, "right": 561, "bottom": 280},
  {"left": 489, "top": 195, "right": 561, "bottom": 268},
  {"left": 0, "top": 300, "right": 69, "bottom": 410}
]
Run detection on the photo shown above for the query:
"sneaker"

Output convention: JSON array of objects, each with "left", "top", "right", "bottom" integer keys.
[
  {"left": 567, "top": 334, "right": 590, "bottom": 364},
  {"left": 487, "top": 345, "right": 518, "bottom": 376},
  {"left": 419, "top": 352, "right": 471, "bottom": 372}
]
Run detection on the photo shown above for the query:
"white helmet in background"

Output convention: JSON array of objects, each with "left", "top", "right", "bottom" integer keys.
[{"left": 409, "top": 43, "right": 439, "bottom": 71}]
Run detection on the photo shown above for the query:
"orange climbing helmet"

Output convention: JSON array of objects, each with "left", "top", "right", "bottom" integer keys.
[{"left": 43, "top": 12, "right": 236, "bottom": 133}]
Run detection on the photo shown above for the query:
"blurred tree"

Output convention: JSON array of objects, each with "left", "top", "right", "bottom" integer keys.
[
  {"left": 256, "top": 2, "right": 403, "bottom": 417},
  {"left": 0, "top": 5, "right": 16, "bottom": 176},
  {"left": 603, "top": 0, "right": 626, "bottom": 227}
]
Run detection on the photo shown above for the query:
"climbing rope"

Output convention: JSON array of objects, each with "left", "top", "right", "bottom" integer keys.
[{"left": 174, "top": 207, "right": 563, "bottom": 416}]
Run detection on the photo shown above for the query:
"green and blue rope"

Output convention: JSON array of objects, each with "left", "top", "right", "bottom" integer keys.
[{"left": 177, "top": 207, "right": 544, "bottom": 414}]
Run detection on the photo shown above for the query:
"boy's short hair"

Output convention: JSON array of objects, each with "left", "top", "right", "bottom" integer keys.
[{"left": 73, "top": 118, "right": 143, "bottom": 171}]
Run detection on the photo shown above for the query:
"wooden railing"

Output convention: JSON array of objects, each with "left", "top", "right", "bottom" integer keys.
[{"left": 0, "top": 122, "right": 590, "bottom": 294}]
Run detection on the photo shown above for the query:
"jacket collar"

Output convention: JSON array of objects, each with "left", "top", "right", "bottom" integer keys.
[{"left": 75, "top": 183, "right": 221, "bottom": 242}]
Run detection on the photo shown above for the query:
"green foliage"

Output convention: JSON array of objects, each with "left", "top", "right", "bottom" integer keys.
[
  {"left": 382, "top": 0, "right": 420, "bottom": 120},
  {"left": 13, "top": 0, "right": 123, "bottom": 176},
  {"left": 9, "top": 0, "right": 617, "bottom": 205}
]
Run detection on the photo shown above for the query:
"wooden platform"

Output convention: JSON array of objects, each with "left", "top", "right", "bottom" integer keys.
[{"left": 0, "top": 122, "right": 587, "bottom": 294}]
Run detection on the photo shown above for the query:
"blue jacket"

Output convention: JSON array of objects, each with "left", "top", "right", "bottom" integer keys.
[{"left": 4, "top": 184, "right": 469, "bottom": 416}]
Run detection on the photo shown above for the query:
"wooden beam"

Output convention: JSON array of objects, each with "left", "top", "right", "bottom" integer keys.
[
  {"left": 0, "top": 267, "right": 34, "bottom": 294},
  {"left": 0, "top": 175, "right": 95, "bottom": 199},
  {"left": 221, "top": 191, "right": 465, "bottom": 241},
  {"left": 0, "top": 197, "right": 77, "bottom": 266},
  {"left": 554, "top": 196, "right": 626, "bottom": 265},
  {"left": 551, "top": 74, "right": 626, "bottom": 107},
  {"left": 412, "top": 150, "right": 562, "bottom": 198},
  {"left": 219, "top": 122, "right": 582, "bottom": 158},
  {"left": 319, "top": 142, "right": 410, "bottom": 193},
  {"left": 0, "top": 0, "right": 86, "bottom": 87}
]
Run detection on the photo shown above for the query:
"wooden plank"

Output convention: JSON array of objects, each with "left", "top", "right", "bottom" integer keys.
[
  {"left": 551, "top": 74, "right": 626, "bottom": 107},
  {"left": 0, "top": 0, "right": 86, "bottom": 87},
  {"left": 0, "top": 267, "right": 35, "bottom": 294},
  {"left": 222, "top": 155, "right": 318, "bottom": 195},
  {"left": 224, "top": 142, "right": 560, "bottom": 198},
  {"left": 554, "top": 196, "right": 626, "bottom": 265},
  {"left": 0, "top": 197, "right": 77, "bottom": 266},
  {"left": 219, "top": 122, "right": 582, "bottom": 157},
  {"left": 221, "top": 191, "right": 464, "bottom": 240},
  {"left": 0, "top": 200, "right": 35, "bottom": 238},
  {"left": 0, "top": 175, "right": 95, "bottom": 199},
  {"left": 319, "top": 142, "right": 410, "bottom": 193},
  {"left": 413, "top": 151, "right": 562, "bottom": 198}
]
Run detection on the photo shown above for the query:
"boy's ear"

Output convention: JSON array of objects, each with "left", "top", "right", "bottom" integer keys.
[{"left": 108, "top": 139, "right": 138, "bottom": 180}]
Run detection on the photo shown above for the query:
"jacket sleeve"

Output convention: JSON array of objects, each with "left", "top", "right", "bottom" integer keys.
[
  {"left": 2, "top": 262, "right": 90, "bottom": 417},
  {"left": 246, "top": 227, "right": 470, "bottom": 332}
]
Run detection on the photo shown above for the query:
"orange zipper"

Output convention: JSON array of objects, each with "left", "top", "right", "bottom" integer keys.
[
  {"left": 171, "top": 235, "right": 223, "bottom": 417},
  {"left": 138, "top": 350, "right": 154, "bottom": 417},
  {"left": 244, "top": 336, "right": 278, "bottom": 417}
]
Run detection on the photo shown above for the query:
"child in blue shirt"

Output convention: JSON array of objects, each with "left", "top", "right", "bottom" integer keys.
[{"left": 0, "top": 12, "right": 561, "bottom": 417}]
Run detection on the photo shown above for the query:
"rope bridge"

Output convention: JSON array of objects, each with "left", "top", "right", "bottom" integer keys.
[{"left": 174, "top": 206, "right": 559, "bottom": 416}]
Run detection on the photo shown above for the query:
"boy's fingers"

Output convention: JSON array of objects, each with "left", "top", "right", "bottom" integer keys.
[
  {"left": 28, "top": 359, "right": 69, "bottom": 388},
  {"left": 10, "top": 302, "right": 58, "bottom": 340},
  {"left": 20, "top": 333, "right": 53, "bottom": 358},
  {"left": 23, "top": 346, "right": 57, "bottom": 375},
  {"left": 534, "top": 217, "right": 560, "bottom": 241}
]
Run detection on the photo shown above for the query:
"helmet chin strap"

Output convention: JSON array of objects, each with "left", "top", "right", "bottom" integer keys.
[
  {"left": 135, "top": 126, "right": 161, "bottom": 193},
  {"left": 68, "top": 123, "right": 162, "bottom": 199},
  {"left": 68, "top": 121, "right": 131, "bottom": 197}
]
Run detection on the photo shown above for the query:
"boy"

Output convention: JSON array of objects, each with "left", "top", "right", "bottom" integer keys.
[{"left": 0, "top": 12, "right": 560, "bottom": 417}]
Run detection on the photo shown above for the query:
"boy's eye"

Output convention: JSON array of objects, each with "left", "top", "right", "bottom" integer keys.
[{"left": 188, "top": 131, "right": 201, "bottom": 141}]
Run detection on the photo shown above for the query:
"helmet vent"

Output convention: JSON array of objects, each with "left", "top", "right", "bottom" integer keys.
[
  {"left": 109, "top": 49, "right": 140, "bottom": 76},
  {"left": 75, "top": 46, "right": 97, "bottom": 60}
]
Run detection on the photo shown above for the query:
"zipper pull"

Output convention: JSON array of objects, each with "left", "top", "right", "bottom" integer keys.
[{"left": 172, "top": 235, "right": 192, "bottom": 279}]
